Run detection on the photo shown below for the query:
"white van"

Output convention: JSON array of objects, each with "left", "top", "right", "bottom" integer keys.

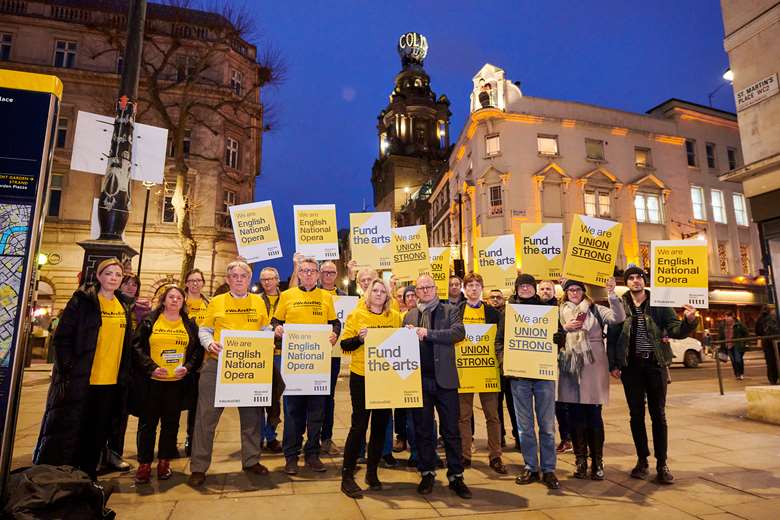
[{"left": 669, "top": 337, "right": 705, "bottom": 368}]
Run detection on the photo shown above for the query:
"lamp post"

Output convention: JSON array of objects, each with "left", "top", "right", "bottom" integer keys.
[
  {"left": 136, "top": 180, "right": 155, "bottom": 278},
  {"left": 708, "top": 68, "right": 734, "bottom": 107}
]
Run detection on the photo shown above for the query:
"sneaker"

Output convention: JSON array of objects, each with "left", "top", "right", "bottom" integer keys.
[
  {"left": 489, "top": 457, "right": 508, "bottom": 475},
  {"left": 417, "top": 473, "right": 435, "bottom": 495},
  {"left": 591, "top": 459, "right": 605, "bottom": 481},
  {"left": 305, "top": 455, "right": 327, "bottom": 472},
  {"left": 542, "top": 471, "right": 560, "bottom": 490},
  {"left": 515, "top": 467, "right": 540, "bottom": 485},
  {"left": 448, "top": 476, "right": 472, "bottom": 499},
  {"left": 265, "top": 439, "right": 283, "bottom": 453},
  {"left": 381, "top": 453, "right": 399, "bottom": 468},
  {"left": 392, "top": 437, "right": 407, "bottom": 453},
  {"left": 134, "top": 463, "right": 151, "bottom": 484},
  {"left": 655, "top": 465, "right": 674, "bottom": 485},
  {"left": 284, "top": 458, "right": 298, "bottom": 475},
  {"left": 187, "top": 471, "right": 206, "bottom": 487},
  {"left": 556, "top": 440, "right": 573, "bottom": 454},
  {"left": 157, "top": 459, "right": 172, "bottom": 480},
  {"left": 737, "top": 375, "right": 744, "bottom": 381},
  {"left": 630, "top": 458, "right": 649, "bottom": 480},
  {"left": 243, "top": 463, "right": 270, "bottom": 476},
  {"left": 321, "top": 439, "right": 341, "bottom": 456}
]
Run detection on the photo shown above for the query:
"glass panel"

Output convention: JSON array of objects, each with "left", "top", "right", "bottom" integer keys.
[
  {"left": 598, "top": 192, "right": 610, "bottom": 217},
  {"left": 537, "top": 136, "right": 558, "bottom": 155},
  {"left": 584, "top": 191, "right": 596, "bottom": 216},
  {"left": 647, "top": 195, "right": 661, "bottom": 223},
  {"left": 634, "top": 194, "right": 646, "bottom": 222}
]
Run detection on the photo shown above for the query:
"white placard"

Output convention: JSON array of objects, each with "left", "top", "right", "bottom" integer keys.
[
  {"left": 736, "top": 73, "right": 779, "bottom": 112},
  {"left": 215, "top": 330, "right": 275, "bottom": 407},
  {"left": 70, "top": 110, "right": 167, "bottom": 184},
  {"left": 281, "top": 324, "right": 332, "bottom": 395}
]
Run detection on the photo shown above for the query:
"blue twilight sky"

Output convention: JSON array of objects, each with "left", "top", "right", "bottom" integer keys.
[{"left": 244, "top": 0, "right": 734, "bottom": 280}]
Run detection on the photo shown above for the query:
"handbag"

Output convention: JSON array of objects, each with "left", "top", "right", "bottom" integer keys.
[{"left": 717, "top": 348, "right": 729, "bottom": 363}]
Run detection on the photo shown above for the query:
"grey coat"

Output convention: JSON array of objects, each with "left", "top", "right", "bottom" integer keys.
[
  {"left": 403, "top": 302, "right": 466, "bottom": 390},
  {"left": 558, "top": 295, "right": 625, "bottom": 405}
]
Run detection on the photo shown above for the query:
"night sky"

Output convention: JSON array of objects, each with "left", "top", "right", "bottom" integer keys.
[{"left": 248, "top": 0, "right": 734, "bottom": 281}]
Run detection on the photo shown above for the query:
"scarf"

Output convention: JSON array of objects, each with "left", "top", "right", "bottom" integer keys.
[
  {"left": 417, "top": 299, "right": 439, "bottom": 329},
  {"left": 559, "top": 300, "right": 596, "bottom": 377}
]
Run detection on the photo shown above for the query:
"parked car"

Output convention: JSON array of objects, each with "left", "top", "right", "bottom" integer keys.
[{"left": 669, "top": 337, "right": 704, "bottom": 368}]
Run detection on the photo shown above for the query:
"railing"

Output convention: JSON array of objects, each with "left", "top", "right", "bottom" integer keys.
[
  {"left": 50, "top": 5, "right": 91, "bottom": 22},
  {"left": 0, "top": 0, "right": 26, "bottom": 15},
  {"left": 709, "top": 334, "right": 780, "bottom": 395}
]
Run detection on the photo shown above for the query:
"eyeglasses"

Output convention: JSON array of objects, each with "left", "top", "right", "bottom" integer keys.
[
  {"left": 260, "top": 277, "right": 278, "bottom": 283},
  {"left": 416, "top": 285, "right": 436, "bottom": 291},
  {"left": 300, "top": 268, "right": 318, "bottom": 275},
  {"left": 186, "top": 278, "right": 204, "bottom": 284},
  {"left": 321, "top": 271, "right": 337, "bottom": 276}
]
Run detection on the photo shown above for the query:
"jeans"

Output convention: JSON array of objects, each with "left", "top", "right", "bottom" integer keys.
[
  {"left": 262, "top": 355, "right": 282, "bottom": 442},
  {"left": 137, "top": 380, "right": 185, "bottom": 463},
  {"left": 621, "top": 358, "right": 668, "bottom": 465},
  {"left": 342, "top": 374, "right": 390, "bottom": 470},
  {"left": 729, "top": 347, "right": 745, "bottom": 378},
  {"left": 282, "top": 394, "right": 327, "bottom": 459},
  {"left": 321, "top": 356, "right": 342, "bottom": 442},
  {"left": 411, "top": 376, "right": 464, "bottom": 477},
  {"left": 510, "top": 378, "right": 556, "bottom": 473}
]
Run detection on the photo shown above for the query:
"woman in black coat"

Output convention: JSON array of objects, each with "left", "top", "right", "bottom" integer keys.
[
  {"left": 131, "top": 285, "right": 203, "bottom": 483},
  {"left": 34, "top": 258, "right": 133, "bottom": 481}
]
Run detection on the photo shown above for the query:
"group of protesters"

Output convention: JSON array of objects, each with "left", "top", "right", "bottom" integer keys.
[{"left": 34, "top": 253, "right": 701, "bottom": 501}]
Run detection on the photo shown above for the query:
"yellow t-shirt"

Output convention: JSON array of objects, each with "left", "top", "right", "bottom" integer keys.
[
  {"left": 274, "top": 287, "right": 336, "bottom": 325},
  {"left": 462, "top": 303, "right": 487, "bottom": 325},
  {"left": 90, "top": 295, "right": 127, "bottom": 385},
  {"left": 186, "top": 297, "right": 208, "bottom": 325},
  {"left": 202, "top": 293, "right": 269, "bottom": 358},
  {"left": 149, "top": 315, "right": 189, "bottom": 380},
  {"left": 342, "top": 307, "right": 402, "bottom": 376}
]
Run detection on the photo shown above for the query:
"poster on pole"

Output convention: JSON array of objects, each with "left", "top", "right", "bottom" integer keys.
[
  {"left": 281, "top": 324, "right": 332, "bottom": 395},
  {"left": 475, "top": 235, "right": 517, "bottom": 296},
  {"left": 364, "top": 328, "right": 423, "bottom": 409},
  {"left": 215, "top": 330, "right": 275, "bottom": 407},
  {"left": 520, "top": 223, "right": 563, "bottom": 280},
  {"left": 650, "top": 240, "right": 709, "bottom": 308},
  {"left": 332, "top": 295, "right": 359, "bottom": 358},
  {"left": 294, "top": 204, "right": 339, "bottom": 260},
  {"left": 229, "top": 200, "right": 282, "bottom": 263},
  {"left": 562, "top": 215, "right": 622, "bottom": 287},
  {"left": 503, "top": 304, "right": 558, "bottom": 381},
  {"left": 456, "top": 324, "right": 500, "bottom": 393},
  {"left": 350, "top": 212, "right": 392, "bottom": 270},
  {"left": 391, "top": 225, "right": 430, "bottom": 282},
  {"left": 429, "top": 247, "right": 451, "bottom": 300}
]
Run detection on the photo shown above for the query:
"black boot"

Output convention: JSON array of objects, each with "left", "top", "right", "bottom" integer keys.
[
  {"left": 588, "top": 427, "right": 605, "bottom": 480},
  {"left": 341, "top": 467, "right": 363, "bottom": 498},
  {"left": 572, "top": 425, "right": 589, "bottom": 479},
  {"left": 365, "top": 465, "right": 382, "bottom": 491}
]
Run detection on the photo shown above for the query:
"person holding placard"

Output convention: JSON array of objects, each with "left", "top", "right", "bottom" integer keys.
[
  {"left": 606, "top": 265, "right": 698, "bottom": 485},
  {"left": 338, "top": 279, "right": 402, "bottom": 498},
  {"left": 259, "top": 266, "right": 284, "bottom": 453},
  {"left": 272, "top": 258, "right": 341, "bottom": 475},
  {"left": 188, "top": 260, "right": 270, "bottom": 487},
  {"left": 403, "top": 275, "right": 471, "bottom": 499},
  {"left": 456, "top": 272, "right": 506, "bottom": 474},
  {"left": 131, "top": 286, "right": 203, "bottom": 484},
  {"left": 508, "top": 273, "right": 561, "bottom": 490},
  {"left": 558, "top": 278, "right": 625, "bottom": 480},
  {"left": 183, "top": 268, "right": 209, "bottom": 457}
]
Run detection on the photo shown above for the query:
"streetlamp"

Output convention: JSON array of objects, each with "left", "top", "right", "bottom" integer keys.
[
  {"left": 136, "top": 180, "right": 156, "bottom": 278},
  {"left": 708, "top": 68, "right": 734, "bottom": 107}
]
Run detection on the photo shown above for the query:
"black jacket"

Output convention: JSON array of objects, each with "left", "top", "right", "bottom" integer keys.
[
  {"left": 403, "top": 302, "right": 466, "bottom": 390},
  {"left": 34, "top": 285, "right": 133, "bottom": 467},
  {"left": 129, "top": 309, "right": 203, "bottom": 416}
]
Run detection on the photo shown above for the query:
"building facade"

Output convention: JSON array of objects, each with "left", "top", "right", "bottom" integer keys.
[
  {"left": 0, "top": 0, "right": 263, "bottom": 310},
  {"left": 431, "top": 64, "right": 765, "bottom": 326},
  {"left": 719, "top": 0, "right": 780, "bottom": 313}
]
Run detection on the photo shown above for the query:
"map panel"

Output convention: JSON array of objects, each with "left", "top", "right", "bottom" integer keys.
[{"left": 0, "top": 204, "right": 31, "bottom": 367}]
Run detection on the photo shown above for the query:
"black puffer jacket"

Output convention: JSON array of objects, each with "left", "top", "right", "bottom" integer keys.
[{"left": 34, "top": 284, "right": 133, "bottom": 467}]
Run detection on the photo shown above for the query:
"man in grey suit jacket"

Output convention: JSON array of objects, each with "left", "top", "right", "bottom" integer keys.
[{"left": 403, "top": 274, "right": 471, "bottom": 499}]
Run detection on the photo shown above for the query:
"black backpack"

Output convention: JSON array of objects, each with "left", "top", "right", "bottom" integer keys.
[{"left": 3, "top": 465, "right": 115, "bottom": 520}]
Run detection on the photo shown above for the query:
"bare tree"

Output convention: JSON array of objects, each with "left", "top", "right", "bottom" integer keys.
[{"left": 89, "top": 0, "right": 284, "bottom": 281}]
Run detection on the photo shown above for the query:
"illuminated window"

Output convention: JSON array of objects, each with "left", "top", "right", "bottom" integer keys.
[
  {"left": 635, "top": 193, "right": 662, "bottom": 224},
  {"left": 162, "top": 182, "right": 176, "bottom": 223},
  {"left": 220, "top": 188, "right": 237, "bottom": 228},
  {"left": 56, "top": 118, "right": 69, "bottom": 148},
  {"left": 584, "top": 189, "right": 610, "bottom": 217},
  {"left": 706, "top": 142, "right": 717, "bottom": 169},
  {"left": 47, "top": 174, "right": 63, "bottom": 217},
  {"left": 489, "top": 185, "right": 503, "bottom": 216},
  {"left": 537, "top": 135, "right": 558, "bottom": 156},
  {"left": 690, "top": 186, "right": 706, "bottom": 220},
  {"left": 727, "top": 147, "right": 738, "bottom": 170},
  {"left": 711, "top": 189, "right": 727, "bottom": 224},
  {"left": 585, "top": 139, "right": 604, "bottom": 161},
  {"left": 53, "top": 40, "right": 77, "bottom": 68},
  {"left": 718, "top": 242, "right": 729, "bottom": 274},
  {"left": 685, "top": 139, "right": 697, "bottom": 167},
  {"left": 740, "top": 244, "right": 751, "bottom": 275},
  {"left": 225, "top": 137, "right": 240, "bottom": 169},
  {"left": 733, "top": 193, "right": 748, "bottom": 226},
  {"left": 0, "top": 33, "right": 12, "bottom": 61},
  {"left": 485, "top": 134, "right": 500, "bottom": 156},
  {"left": 639, "top": 242, "right": 650, "bottom": 269},
  {"left": 634, "top": 147, "right": 652, "bottom": 167},
  {"left": 230, "top": 68, "right": 243, "bottom": 96}
]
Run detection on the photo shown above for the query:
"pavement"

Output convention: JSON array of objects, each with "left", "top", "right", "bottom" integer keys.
[{"left": 10, "top": 355, "right": 780, "bottom": 520}]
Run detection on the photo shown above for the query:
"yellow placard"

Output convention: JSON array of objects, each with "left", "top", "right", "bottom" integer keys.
[
  {"left": 364, "top": 328, "right": 423, "bottom": 409},
  {"left": 503, "top": 304, "right": 558, "bottom": 381},
  {"left": 456, "top": 324, "right": 500, "bottom": 393},
  {"left": 350, "top": 212, "right": 392, "bottom": 270},
  {"left": 650, "top": 240, "right": 709, "bottom": 308},
  {"left": 229, "top": 200, "right": 282, "bottom": 263},
  {"left": 475, "top": 235, "right": 516, "bottom": 296},
  {"left": 294, "top": 204, "right": 339, "bottom": 260},
  {"left": 215, "top": 330, "right": 275, "bottom": 406},
  {"left": 520, "top": 223, "right": 563, "bottom": 280},
  {"left": 282, "top": 324, "right": 332, "bottom": 395},
  {"left": 332, "top": 296, "right": 360, "bottom": 358},
  {"left": 429, "top": 247, "right": 451, "bottom": 300},
  {"left": 392, "top": 225, "right": 431, "bottom": 282},
  {"left": 563, "top": 215, "right": 622, "bottom": 287}
]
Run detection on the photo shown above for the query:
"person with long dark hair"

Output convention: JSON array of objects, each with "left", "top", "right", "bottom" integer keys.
[{"left": 34, "top": 258, "right": 133, "bottom": 481}]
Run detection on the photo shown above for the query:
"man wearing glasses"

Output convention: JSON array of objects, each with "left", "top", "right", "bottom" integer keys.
[
  {"left": 272, "top": 258, "right": 341, "bottom": 474},
  {"left": 259, "top": 267, "right": 284, "bottom": 453},
  {"left": 403, "top": 274, "right": 471, "bottom": 499}
]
